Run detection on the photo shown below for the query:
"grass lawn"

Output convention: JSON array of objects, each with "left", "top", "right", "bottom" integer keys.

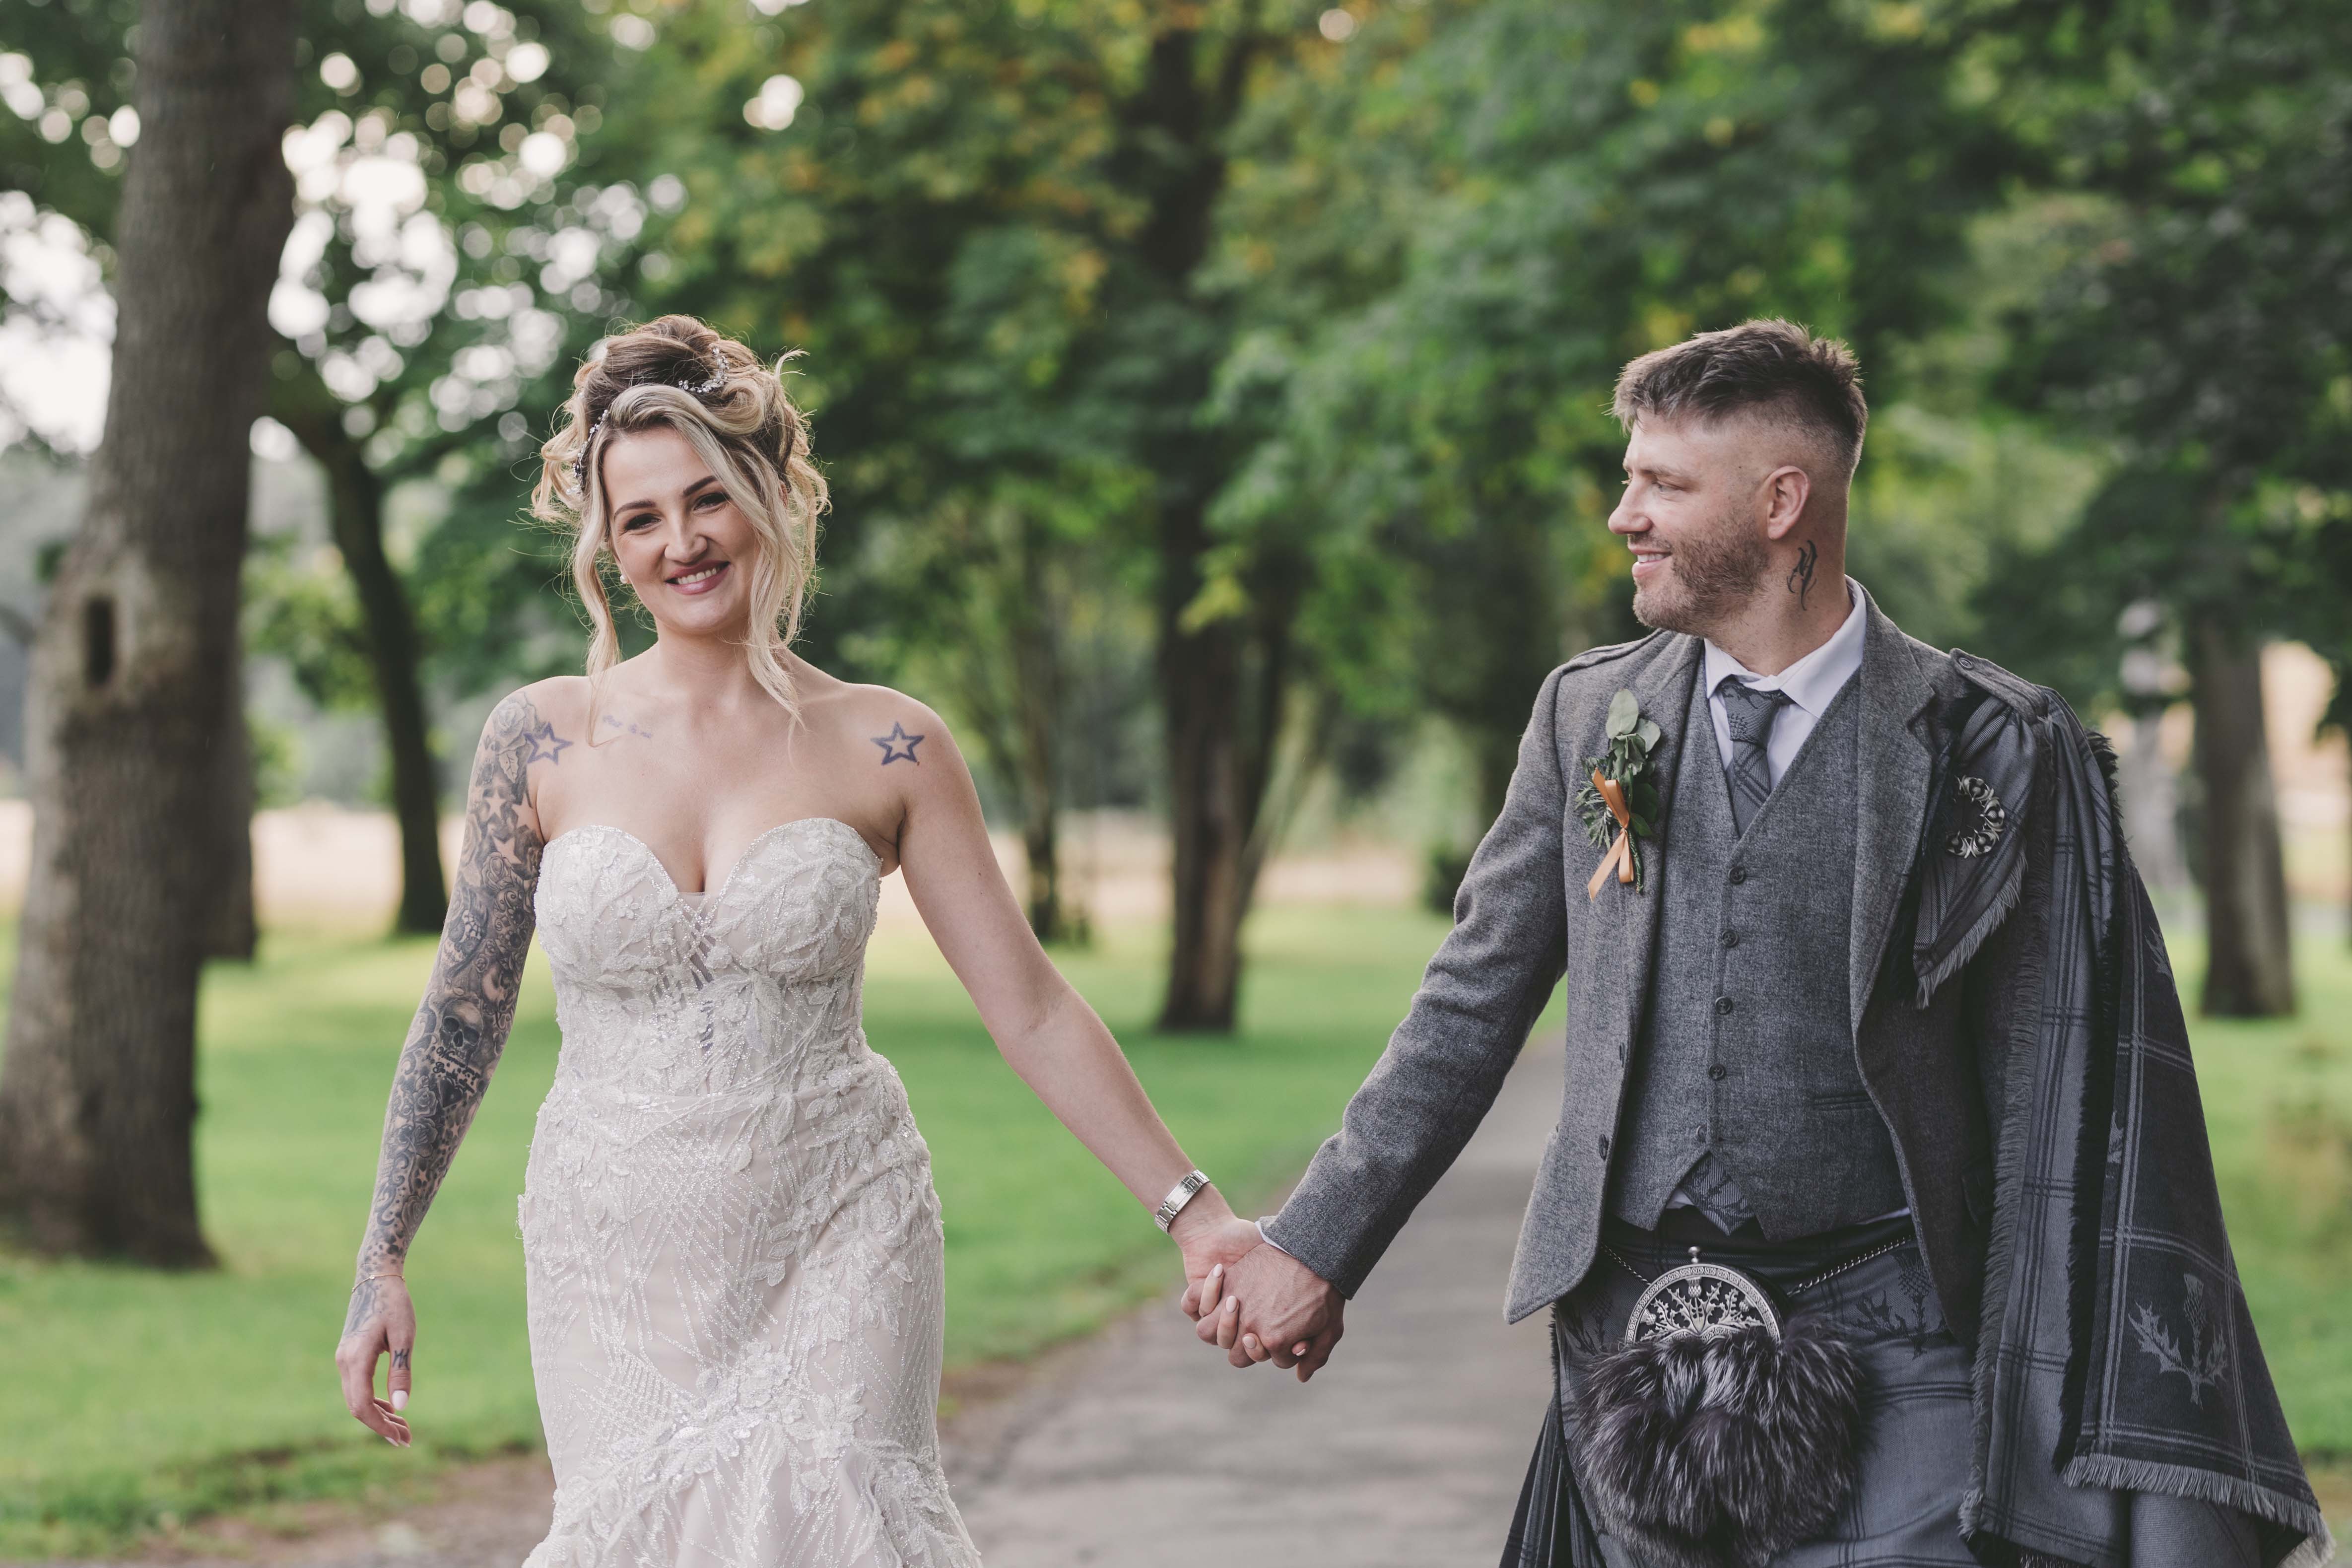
[{"left": 0, "top": 906, "right": 2349, "bottom": 1555}]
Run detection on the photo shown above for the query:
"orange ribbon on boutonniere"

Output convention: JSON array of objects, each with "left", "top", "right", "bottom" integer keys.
[
  {"left": 1576, "top": 689, "right": 1663, "bottom": 898},
  {"left": 1587, "top": 771, "right": 1636, "bottom": 898}
]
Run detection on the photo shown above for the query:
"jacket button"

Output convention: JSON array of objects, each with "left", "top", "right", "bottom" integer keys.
[
  {"left": 1728, "top": 866, "right": 1747, "bottom": 885},
  {"left": 1720, "top": 930, "right": 1739, "bottom": 949},
  {"left": 1597, "top": 1134, "right": 1611, "bottom": 1158},
  {"left": 1715, "top": 996, "right": 1735, "bottom": 1016},
  {"left": 1708, "top": 1063, "right": 1728, "bottom": 1080}
]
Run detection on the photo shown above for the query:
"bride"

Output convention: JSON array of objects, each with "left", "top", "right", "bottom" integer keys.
[{"left": 333, "top": 315, "right": 1263, "bottom": 1565}]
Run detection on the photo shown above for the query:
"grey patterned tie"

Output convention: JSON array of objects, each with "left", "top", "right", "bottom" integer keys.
[{"left": 1717, "top": 676, "right": 1794, "bottom": 835}]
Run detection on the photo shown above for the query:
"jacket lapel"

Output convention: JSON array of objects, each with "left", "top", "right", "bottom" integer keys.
[
  {"left": 1849, "top": 592, "right": 1938, "bottom": 1033},
  {"left": 1605, "top": 634, "right": 1705, "bottom": 1056}
]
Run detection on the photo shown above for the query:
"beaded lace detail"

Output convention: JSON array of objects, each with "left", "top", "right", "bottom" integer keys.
[{"left": 521, "top": 817, "right": 979, "bottom": 1567}]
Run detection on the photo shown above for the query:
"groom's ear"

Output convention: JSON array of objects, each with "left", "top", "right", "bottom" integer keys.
[{"left": 1759, "top": 464, "right": 1812, "bottom": 541}]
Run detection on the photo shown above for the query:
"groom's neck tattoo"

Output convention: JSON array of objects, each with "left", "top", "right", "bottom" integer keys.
[
  {"left": 1786, "top": 540, "right": 1818, "bottom": 611},
  {"left": 354, "top": 691, "right": 547, "bottom": 1293}
]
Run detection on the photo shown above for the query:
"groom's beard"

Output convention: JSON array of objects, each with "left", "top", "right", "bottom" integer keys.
[{"left": 1631, "top": 513, "right": 1771, "bottom": 635}]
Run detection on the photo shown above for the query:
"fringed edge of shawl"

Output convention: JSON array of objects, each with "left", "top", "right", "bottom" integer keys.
[
  {"left": 2055, "top": 712, "right": 2131, "bottom": 1471},
  {"left": 1914, "top": 848, "right": 2025, "bottom": 1008},
  {"left": 1959, "top": 719, "right": 2062, "bottom": 1544},
  {"left": 2061, "top": 1454, "right": 2336, "bottom": 1566}
]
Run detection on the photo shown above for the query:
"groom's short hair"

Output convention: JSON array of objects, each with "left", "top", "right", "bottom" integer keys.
[{"left": 1612, "top": 319, "right": 1868, "bottom": 480}]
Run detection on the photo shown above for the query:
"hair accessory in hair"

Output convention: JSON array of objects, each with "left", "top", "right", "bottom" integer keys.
[{"left": 571, "top": 354, "right": 730, "bottom": 498}]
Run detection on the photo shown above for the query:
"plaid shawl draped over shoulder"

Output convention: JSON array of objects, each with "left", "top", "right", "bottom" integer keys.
[{"left": 1940, "top": 665, "right": 2331, "bottom": 1568}]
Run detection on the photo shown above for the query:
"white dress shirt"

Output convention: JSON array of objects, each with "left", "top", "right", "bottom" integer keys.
[{"left": 1699, "top": 577, "right": 1865, "bottom": 788}]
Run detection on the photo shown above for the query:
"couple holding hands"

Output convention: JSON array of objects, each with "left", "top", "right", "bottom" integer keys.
[{"left": 336, "top": 313, "right": 2326, "bottom": 1568}]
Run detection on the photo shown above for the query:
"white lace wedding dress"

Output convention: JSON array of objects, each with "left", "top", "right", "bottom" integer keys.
[{"left": 519, "top": 816, "right": 980, "bottom": 1567}]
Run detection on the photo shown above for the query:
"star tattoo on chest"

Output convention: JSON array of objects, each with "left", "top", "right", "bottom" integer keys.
[{"left": 872, "top": 721, "right": 926, "bottom": 765}]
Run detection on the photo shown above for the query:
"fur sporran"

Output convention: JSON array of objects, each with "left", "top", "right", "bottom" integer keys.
[{"left": 1567, "top": 1315, "right": 1866, "bottom": 1568}]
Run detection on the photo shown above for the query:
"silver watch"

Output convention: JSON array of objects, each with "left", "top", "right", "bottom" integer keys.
[{"left": 1153, "top": 1169, "right": 1211, "bottom": 1232}]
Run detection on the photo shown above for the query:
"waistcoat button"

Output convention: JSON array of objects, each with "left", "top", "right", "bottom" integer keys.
[
  {"left": 1728, "top": 866, "right": 1747, "bottom": 885},
  {"left": 1708, "top": 1063, "right": 1728, "bottom": 1080},
  {"left": 1715, "top": 996, "right": 1735, "bottom": 1016},
  {"left": 1597, "top": 1134, "right": 1611, "bottom": 1158},
  {"left": 1720, "top": 930, "right": 1740, "bottom": 949}
]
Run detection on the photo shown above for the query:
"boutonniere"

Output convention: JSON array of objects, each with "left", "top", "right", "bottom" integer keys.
[{"left": 1577, "top": 689, "right": 1663, "bottom": 898}]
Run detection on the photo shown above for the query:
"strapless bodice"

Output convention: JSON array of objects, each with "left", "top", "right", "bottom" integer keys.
[{"left": 532, "top": 817, "right": 883, "bottom": 1097}]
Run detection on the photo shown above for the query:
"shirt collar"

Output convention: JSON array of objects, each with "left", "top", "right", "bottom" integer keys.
[{"left": 1702, "top": 577, "right": 1866, "bottom": 720}]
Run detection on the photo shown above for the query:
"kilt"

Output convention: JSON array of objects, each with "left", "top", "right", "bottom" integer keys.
[{"left": 1503, "top": 1214, "right": 1978, "bottom": 1568}]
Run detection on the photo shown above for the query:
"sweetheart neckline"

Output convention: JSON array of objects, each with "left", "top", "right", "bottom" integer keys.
[{"left": 543, "top": 817, "right": 882, "bottom": 906}]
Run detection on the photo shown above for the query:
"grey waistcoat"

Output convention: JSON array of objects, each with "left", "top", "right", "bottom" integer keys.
[{"left": 1606, "top": 668, "right": 1908, "bottom": 1237}]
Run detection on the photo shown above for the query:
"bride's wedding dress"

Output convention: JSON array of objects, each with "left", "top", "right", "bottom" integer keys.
[{"left": 519, "top": 815, "right": 980, "bottom": 1567}]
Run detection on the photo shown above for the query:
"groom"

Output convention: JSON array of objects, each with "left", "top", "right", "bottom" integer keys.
[{"left": 1192, "top": 321, "right": 2328, "bottom": 1567}]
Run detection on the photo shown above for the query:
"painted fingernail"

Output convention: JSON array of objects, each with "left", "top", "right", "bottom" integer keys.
[
  {"left": 1210, "top": 1264, "right": 1223, "bottom": 1278},
  {"left": 392, "top": 1390, "right": 407, "bottom": 1412}
]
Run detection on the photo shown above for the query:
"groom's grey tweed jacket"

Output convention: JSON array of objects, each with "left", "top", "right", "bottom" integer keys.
[{"left": 1264, "top": 595, "right": 2010, "bottom": 1340}]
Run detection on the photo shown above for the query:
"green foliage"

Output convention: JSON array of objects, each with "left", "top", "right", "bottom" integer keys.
[
  {"left": 1977, "top": 0, "right": 2352, "bottom": 698},
  {"left": 1215, "top": 0, "right": 2019, "bottom": 818}
]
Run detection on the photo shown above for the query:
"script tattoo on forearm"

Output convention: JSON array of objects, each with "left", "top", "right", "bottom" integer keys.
[
  {"left": 350, "top": 692, "right": 551, "bottom": 1302},
  {"left": 1786, "top": 539, "right": 1818, "bottom": 610}
]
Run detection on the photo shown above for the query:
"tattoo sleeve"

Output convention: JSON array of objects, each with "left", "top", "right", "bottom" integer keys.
[{"left": 351, "top": 693, "right": 551, "bottom": 1289}]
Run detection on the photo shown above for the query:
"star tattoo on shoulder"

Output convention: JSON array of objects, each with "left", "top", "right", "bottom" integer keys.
[
  {"left": 523, "top": 719, "right": 572, "bottom": 765},
  {"left": 872, "top": 721, "right": 925, "bottom": 766}
]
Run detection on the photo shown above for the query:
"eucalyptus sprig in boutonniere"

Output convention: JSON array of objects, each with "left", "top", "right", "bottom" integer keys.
[{"left": 1576, "top": 689, "right": 1664, "bottom": 897}]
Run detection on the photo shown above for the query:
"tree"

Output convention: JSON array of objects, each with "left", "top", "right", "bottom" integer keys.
[
  {"left": 1987, "top": 0, "right": 2352, "bottom": 1016},
  {"left": 257, "top": 2, "right": 626, "bottom": 934},
  {"left": 0, "top": 0, "right": 296, "bottom": 1262},
  {"left": 3, "top": 1, "right": 631, "bottom": 937},
  {"left": 595, "top": 0, "right": 1336, "bottom": 1026},
  {"left": 1217, "top": 0, "right": 2015, "bottom": 840},
  {"left": 0, "top": 0, "right": 262, "bottom": 960}
]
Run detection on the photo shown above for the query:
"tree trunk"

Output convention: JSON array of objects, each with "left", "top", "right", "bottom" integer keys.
[
  {"left": 197, "top": 650, "right": 258, "bottom": 960},
  {"left": 1157, "top": 511, "right": 1250, "bottom": 1030},
  {"left": 275, "top": 398, "right": 446, "bottom": 934},
  {"left": 1121, "top": 23, "right": 1277, "bottom": 1032},
  {"left": 0, "top": 0, "right": 295, "bottom": 1264},
  {"left": 1010, "top": 523, "right": 1075, "bottom": 944},
  {"left": 2189, "top": 617, "right": 2295, "bottom": 1016}
]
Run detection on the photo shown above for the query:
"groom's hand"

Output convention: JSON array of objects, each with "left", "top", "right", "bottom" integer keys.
[{"left": 1195, "top": 1241, "right": 1344, "bottom": 1381}]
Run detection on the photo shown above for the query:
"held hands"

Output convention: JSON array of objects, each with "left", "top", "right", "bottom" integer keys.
[
  {"left": 336, "top": 1273, "right": 416, "bottom": 1447},
  {"left": 1185, "top": 1235, "right": 1344, "bottom": 1382}
]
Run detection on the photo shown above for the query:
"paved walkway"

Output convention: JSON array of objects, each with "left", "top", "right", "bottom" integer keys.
[{"left": 942, "top": 1033, "right": 1562, "bottom": 1568}]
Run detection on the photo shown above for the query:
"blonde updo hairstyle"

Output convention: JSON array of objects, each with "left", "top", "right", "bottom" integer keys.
[{"left": 533, "top": 315, "right": 828, "bottom": 713}]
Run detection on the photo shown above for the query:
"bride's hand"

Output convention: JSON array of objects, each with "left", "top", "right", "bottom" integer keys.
[
  {"left": 336, "top": 1273, "right": 416, "bottom": 1447},
  {"left": 1168, "top": 1195, "right": 1262, "bottom": 1321}
]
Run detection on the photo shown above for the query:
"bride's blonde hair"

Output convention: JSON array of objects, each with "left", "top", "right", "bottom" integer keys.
[{"left": 532, "top": 315, "right": 829, "bottom": 712}]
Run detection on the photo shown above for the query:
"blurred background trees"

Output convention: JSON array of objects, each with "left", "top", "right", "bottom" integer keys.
[{"left": 2, "top": 0, "right": 2350, "bottom": 1259}]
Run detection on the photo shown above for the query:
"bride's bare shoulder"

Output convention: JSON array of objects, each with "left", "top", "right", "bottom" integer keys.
[
  {"left": 794, "top": 674, "right": 961, "bottom": 779},
  {"left": 473, "top": 677, "right": 590, "bottom": 742}
]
